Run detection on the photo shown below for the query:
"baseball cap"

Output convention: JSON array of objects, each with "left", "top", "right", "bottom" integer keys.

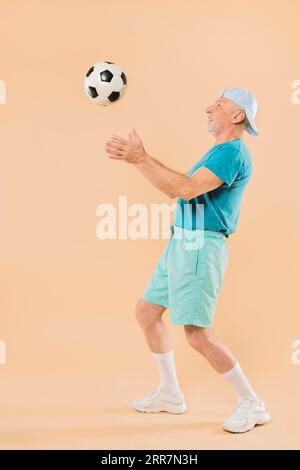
[{"left": 219, "top": 87, "right": 259, "bottom": 136}]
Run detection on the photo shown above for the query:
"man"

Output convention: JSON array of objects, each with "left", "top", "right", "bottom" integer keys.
[{"left": 105, "top": 87, "right": 271, "bottom": 433}]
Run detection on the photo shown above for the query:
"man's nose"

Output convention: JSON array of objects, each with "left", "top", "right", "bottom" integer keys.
[{"left": 206, "top": 105, "right": 213, "bottom": 113}]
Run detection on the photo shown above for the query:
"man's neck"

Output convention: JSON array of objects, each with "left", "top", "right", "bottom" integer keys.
[{"left": 214, "top": 129, "right": 243, "bottom": 145}]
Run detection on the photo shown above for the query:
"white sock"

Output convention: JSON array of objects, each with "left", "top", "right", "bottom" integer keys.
[
  {"left": 221, "top": 362, "right": 259, "bottom": 402},
  {"left": 151, "top": 350, "right": 181, "bottom": 396}
]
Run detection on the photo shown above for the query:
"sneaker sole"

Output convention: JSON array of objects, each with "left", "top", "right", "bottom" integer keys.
[
  {"left": 132, "top": 400, "right": 188, "bottom": 414},
  {"left": 223, "top": 411, "right": 271, "bottom": 434}
]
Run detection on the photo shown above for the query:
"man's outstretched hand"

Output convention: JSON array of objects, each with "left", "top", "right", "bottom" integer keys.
[{"left": 105, "top": 128, "right": 147, "bottom": 164}]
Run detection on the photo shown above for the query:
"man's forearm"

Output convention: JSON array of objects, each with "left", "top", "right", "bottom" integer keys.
[{"left": 135, "top": 152, "right": 191, "bottom": 198}]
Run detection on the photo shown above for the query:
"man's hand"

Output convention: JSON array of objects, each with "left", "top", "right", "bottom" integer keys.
[{"left": 105, "top": 128, "right": 146, "bottom": 164}]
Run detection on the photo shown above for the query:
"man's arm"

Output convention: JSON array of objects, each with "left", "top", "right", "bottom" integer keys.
[
  {"left": 105, "top": 129, "right": 224, "bottom": 199},
  {"left": 135, "top": 153, "right": 224, "bottom": 200},
  {"left": 163, "top": 169, "right": 189, "bottom": 198}
]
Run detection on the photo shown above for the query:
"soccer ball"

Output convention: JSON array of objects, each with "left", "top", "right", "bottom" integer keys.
[{"left": 84, "top": 61, "right": 127, "bottom": 106}]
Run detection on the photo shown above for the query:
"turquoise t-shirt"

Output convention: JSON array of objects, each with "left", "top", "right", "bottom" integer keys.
[{"left": 174, "top": 138, "right": 252, "bottom": 238}]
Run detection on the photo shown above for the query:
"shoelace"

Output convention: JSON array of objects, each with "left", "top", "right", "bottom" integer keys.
[
  {"left": 230, "top": 398, "right": 257, "bottom": 420},
  {"left": 145, "top": 389, "right": 160, "bottom": 401},
  {"left": 143, "top": 388, "right": 182, "bottom": 403}
]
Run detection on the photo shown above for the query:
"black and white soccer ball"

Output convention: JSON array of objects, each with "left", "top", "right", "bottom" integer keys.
[{"left": 84, "top": 61, "right": 127, "bottom": 106}]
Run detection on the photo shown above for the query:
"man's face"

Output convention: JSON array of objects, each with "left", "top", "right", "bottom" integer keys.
[{"left": 206, "top": 96, "right": 244, "bottom": 135}]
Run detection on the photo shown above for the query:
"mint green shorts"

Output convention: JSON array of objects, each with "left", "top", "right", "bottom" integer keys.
[{"left": 142, "top": 225, "right": 228, "bottom": 328}]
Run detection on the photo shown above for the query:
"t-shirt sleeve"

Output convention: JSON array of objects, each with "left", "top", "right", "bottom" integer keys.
[{"left": 201, "top": 147, "right": 243, "bottom": 188}]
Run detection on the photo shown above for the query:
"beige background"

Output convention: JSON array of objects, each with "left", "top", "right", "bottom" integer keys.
[{"left": 0, "top": 0, "right": 299, "bottom": 450}]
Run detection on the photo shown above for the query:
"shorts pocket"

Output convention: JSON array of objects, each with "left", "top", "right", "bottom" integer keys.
[
  {"left": 170, "top": 238, "right": 200, "bottom": 276},
  {"left": 183, "top": 245, "right": 200, "bottom": 275},
  {"left": 182, "top": 234, "right": 204, "bottom": 275}
]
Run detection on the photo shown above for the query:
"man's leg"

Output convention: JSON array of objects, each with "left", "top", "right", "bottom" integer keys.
[
  {"left": 184, "top": 325, "right": 258, "bottom": 399},
  {"left": 184, "top": 325, "right": 271, "bottom": 432},
  {"left": 135, "top": 298, "right": 181, "bottom": 395},
  {"left": 135, "top": 297, "right": 171, "bottom": 353},
  {"left": 132, "top": 298, "right": 187, "bottom": 413}
]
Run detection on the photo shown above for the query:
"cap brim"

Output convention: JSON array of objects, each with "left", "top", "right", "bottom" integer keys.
[{"left": 245, "top": 110, "right": 259, "bottom": 136}]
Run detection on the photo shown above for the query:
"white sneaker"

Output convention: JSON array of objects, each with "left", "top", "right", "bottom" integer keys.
[
  {"left": 132, "top": 387, "right": 187, "bottom": 414},
  {"left": 223, "top": 396, "right": 271, "bottom": 433}
]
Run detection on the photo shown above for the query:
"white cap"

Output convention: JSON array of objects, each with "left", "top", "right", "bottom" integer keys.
[{"left": 219, "top": 87, "right": 259, "bottom": 136}]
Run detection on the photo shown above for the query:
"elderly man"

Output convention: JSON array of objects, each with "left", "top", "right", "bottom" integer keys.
[{"left": 105, "top": 87, "right": 271, "bottom": 433}]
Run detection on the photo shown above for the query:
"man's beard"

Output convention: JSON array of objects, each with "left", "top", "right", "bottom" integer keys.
[{"left": 207, "top": 124, "right": 218, "bottom": 135}]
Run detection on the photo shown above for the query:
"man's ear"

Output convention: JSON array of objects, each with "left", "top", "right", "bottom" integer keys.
[{"left": 232, "top": 110, "right": 246, "bottom": 124}]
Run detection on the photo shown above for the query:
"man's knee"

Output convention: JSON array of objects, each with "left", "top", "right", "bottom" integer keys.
[
  {"left": 184, "top": 324, "right": 212, "bottom": 355},
  {"left": 135, "top": 298, "right": 165, "bottom": 328}
]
